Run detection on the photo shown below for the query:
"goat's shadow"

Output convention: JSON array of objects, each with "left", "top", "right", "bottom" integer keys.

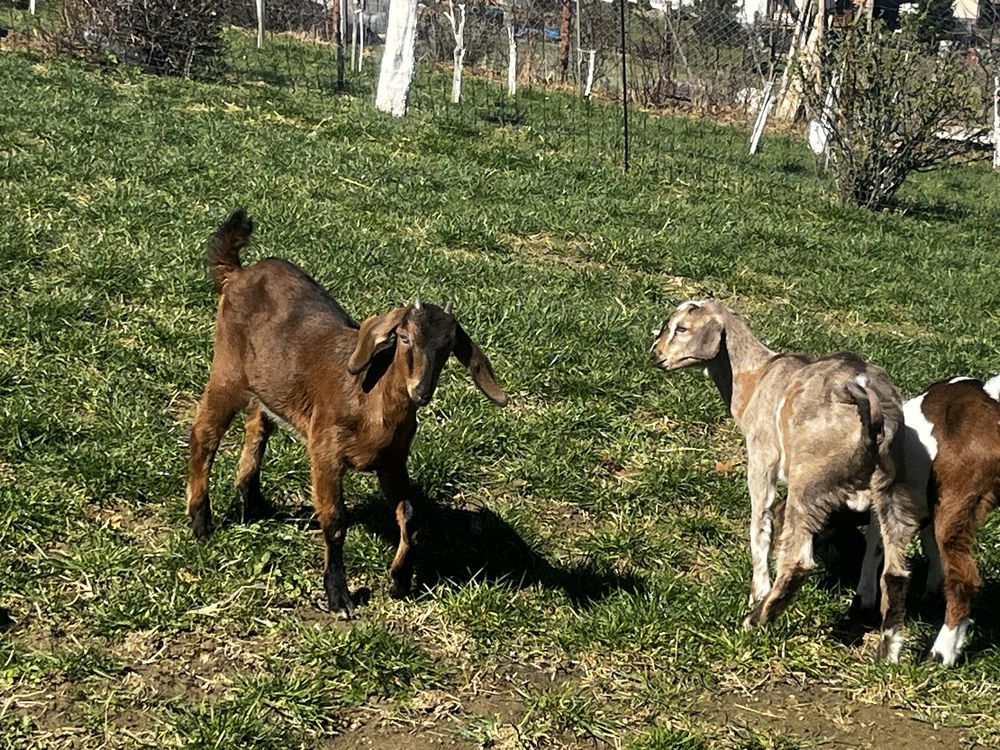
[
  {"left": 813, "top": 511, "right": 1000, "bottom": 659},
  {"left": 241, "top": 486, "right": 643, "bottom": 609}
]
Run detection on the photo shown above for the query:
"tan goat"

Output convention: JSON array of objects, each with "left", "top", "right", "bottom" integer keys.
[
  {"left": 650, "top": 300, "right": 920, "bottom": 660},
  {"left": 186, "top": 209, "right": 508, "bottom": 615}
]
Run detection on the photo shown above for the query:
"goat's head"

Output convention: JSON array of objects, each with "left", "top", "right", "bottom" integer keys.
[
  {"left": 650, "top": 299, "right": 725, "bottom": 370},
  {"left": 348, "top": 298, "right": 508, "bottom": 408}
]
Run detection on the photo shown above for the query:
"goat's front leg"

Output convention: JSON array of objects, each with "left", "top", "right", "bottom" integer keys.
[
  {"left": 377, "top": 463, "right": 417, "bottom": 599},
  {"left": 747, "top": 458, "right": 778, "bottom": 606},
  {"left": 309, "top": 450, "right": 354, "bottom": 616}
]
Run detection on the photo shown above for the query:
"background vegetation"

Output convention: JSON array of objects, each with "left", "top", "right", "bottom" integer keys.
[{"left": 3, "top": 15, "right": 1000, "bottom": 748}]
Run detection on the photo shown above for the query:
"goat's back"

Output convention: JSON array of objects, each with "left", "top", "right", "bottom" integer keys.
[
  {"left": 760, "top": 352, "right": 903, "bottom": 491},
  {"left": 211, "top": 258, "right": 362, "bottom": 420},
  {"left": 917, "top": 379, "right": 1000, "bottom": 485}
]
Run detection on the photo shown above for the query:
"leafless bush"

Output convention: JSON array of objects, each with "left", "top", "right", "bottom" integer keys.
[
  {"left": 61, "top": 0, "right": 225, "bottom": 76},
  {"left": 799, "top": 18, "right": 990, "bottom": 209}
]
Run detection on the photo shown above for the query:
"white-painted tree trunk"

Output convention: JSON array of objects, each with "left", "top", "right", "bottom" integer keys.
[
  {"left": 255, "top": 0, "right": 265, "bottom": 48},
  {"left": 351, "top": 0, "right": 361, "bottom": 70},
  {"left": 28, "top": 0, "right": 36, "bottom": 14},
  {"left": 506, "top": 22, "right": 517, "bottom": 96},
  {"left": 994, "top": 75, "right": 1000, "bottom": 172},
  {"left": 358, "top": 7, "right": 366, "bottom": 71},
  {"left": 584, "top": 49, "right": 596, "bottom": 98},
  {"left": 375, "top": 0, "right": 419, "bottom": 116},
  {"left": 444, "top": 1, "right": 466, "bottom": 103}
]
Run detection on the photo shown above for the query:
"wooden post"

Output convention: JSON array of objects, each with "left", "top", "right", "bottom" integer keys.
[
  {"left": 334, "top": 0, "right": 345, "bottom": 89},
  {"left": 575, "top": 0, "right": 582, "bottom": 89},
  {"left": 445, "top": 0, "right": 466, "bottom": 103},
  {"left": 29, "top": 0, "right": 36, "bottom": 15},
  {"left": 559, "top": 0, "right": 571, "bottom": 82},
  {"left": 584, "top": 49, "right": 596, "bottom": 97},
  {"left": 507, "top": 17, "right": 517, "bottom": 96},
  {"left": 620, "top": 0, "right": 629, "bottom": 171}
]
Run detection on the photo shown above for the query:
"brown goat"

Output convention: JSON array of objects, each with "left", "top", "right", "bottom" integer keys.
[
  {"left": 860, "top": 376, "right": 1000, "bottom": 665},
  {"left": 187, "top": 209, "right": 508, "bottom": 615}
]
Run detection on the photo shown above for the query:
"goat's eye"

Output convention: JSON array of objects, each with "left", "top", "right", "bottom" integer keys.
[
  {"left": 675, "top": 326, "right": 688, "bottom": 334},
  {"left": 397, "top": 333, "right": 411, "bottom": 346}
]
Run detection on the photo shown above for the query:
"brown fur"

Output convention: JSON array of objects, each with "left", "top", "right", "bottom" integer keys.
[
  {"left": 187, "top": 209, "right": 508, "bottom": 615},
  {"left": 921, "top": 380, "right": 1000, "bottom": 651}
]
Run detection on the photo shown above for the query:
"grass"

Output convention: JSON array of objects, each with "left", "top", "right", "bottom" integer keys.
[{"left": 3, "top": 11, "right": 1000, "bottom": 749}]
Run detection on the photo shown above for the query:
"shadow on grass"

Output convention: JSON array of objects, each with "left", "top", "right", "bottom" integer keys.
[
  {"left": 898, "top": 200, "right": 971, "bottom": 223},
  {"left": 810, "top": 510, "right": 1000, "bottom": 660},
  {"left": 232, "top": 486, "right": 644, "bottom": 609}
]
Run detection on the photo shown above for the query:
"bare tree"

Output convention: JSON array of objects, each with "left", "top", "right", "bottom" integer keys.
[
  {"left": 799, "top": 19, "right": 990, "bottom": 208},
  {"left": 443, "top": 0, "right": 466, "bottom": 103}
]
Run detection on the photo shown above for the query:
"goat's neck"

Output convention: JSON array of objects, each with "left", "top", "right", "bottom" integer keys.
[
  {"left": 706, "top": 314, "right": 774, "bottom": 429},
  {"left": 366, "top": 357, "right": 418, "bottom": 430}
]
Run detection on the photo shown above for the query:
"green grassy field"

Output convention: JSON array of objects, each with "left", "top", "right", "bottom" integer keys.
[{"left": 4, "top": 23, "right": 1000, "bottom": 749}]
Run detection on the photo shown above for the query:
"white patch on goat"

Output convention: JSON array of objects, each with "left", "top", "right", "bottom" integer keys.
[
  {"left": 948, "top": 376, "right": 974, "bottom": 384},
  {"left": 749, "top": 484, "right": 776, "bottom": 605},
  {"left": 930, "top": 620, "right": 972, "bottom": 666},
  {"left": 902, "top": 393, "right": 937, "bottom": 511},
  {"left": 880, "top": 626, "right": 904, "bottom": 663},
  {"left": 854, "top": 374, "right": 869, "bottom": 389},
  {"left": 774, "top": 395, "right": 788, "bottom": 484},
  {"left": 847, "top": 492, "right": 870, "bottom": 512},
  {"left": 983, "top": 375, "right": 1000, "bottom": 402}
]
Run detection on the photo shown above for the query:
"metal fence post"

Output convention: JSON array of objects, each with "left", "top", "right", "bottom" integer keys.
[
  {"left": 619, "top": 0, "right": 629, "bottom": 172},
  {"left": 255, "top": 0, "right": 265, "bottom": 48}
]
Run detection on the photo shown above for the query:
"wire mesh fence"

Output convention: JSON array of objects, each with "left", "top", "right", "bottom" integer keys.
[{"left": 3, "top": 0, "right": 999, "bottom": 172}]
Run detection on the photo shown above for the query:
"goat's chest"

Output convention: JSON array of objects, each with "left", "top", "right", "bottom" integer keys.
[{"left": 341, "top": 417, "right": 417, "bottom": 471}]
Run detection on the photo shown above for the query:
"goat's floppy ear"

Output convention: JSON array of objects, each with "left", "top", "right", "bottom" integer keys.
[
  {"left": 348, "top": 307, "right": 408, "bottom": 374},
  {"left": 453, "top": 324, "right": 508, "bottom": 407},
  {"left": 686, "top": 317, "right": 724, "bottom": 362}
]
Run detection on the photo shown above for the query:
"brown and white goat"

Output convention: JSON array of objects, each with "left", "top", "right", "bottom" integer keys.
[
  {"left": 650, "top": 300, "right": 921, "bottom": 660},
  {"left": 186, "top": 209, "right": 508, "bottom": 615},
  {"left": 859, "top": 376, "right": 1000, "bottom": 665}
]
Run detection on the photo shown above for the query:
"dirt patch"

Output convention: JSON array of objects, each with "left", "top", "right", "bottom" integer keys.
[{"left": 703, "top": 682, "right": 981, "bottom": 749}]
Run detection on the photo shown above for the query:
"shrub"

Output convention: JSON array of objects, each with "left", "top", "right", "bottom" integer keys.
[
  {"left": 799, "top": 18, "right": 989, "bottom": 209},
  {"left": 61, "top": 0, "right": 226, "bottom": 77}
]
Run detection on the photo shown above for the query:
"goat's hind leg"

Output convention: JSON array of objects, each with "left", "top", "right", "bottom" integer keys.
[
  {"left": 235, "top": 400, "right": 276, "bottom": 522},
  {"left": 873, "top": 497, "right": 916, "bottom": 662},
  {"left": 744, "top": 489, "right": 824, "bottom": 628},
  {"left": 378, "top": 464, "right": 417, "bottom": 599},
  {"left": 928, "top": 493, "right": 983, "bottom": 666},
  {"left": 747, "top": 459, "right": 778, "bottom": 606},
  {"left": 187, "top": 381, "right": 245, "bottom": 540}
]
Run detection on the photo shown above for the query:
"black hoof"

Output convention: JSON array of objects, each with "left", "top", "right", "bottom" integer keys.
[
  {"left": 238, "top": 487, "right": 272, "bottom": 523},
  {"left": 326, "top": 579, "right": 356, "bottom": 618},
  {"left": 191, "top": 506, "right": 214, "bottom": 540}
]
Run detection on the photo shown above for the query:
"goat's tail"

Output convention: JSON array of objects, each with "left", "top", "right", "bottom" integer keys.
[
  {"left": 841, "top": 375, "right": 891, "bottom": 452},
  {"left": 208, "top": 208, "right": 253, "bottom": 293}
]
